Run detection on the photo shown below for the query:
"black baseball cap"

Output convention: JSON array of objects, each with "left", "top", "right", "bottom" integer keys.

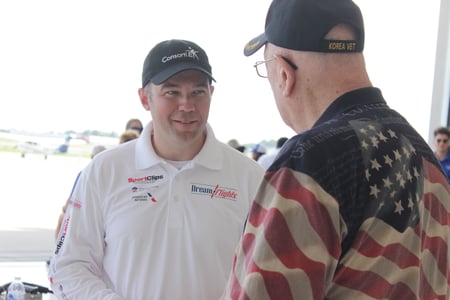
[
  {"left": 142, "top": 39, "right": 215, "bottom": 87},
  {"left": 244, "top": 0, "right": 365, "bottom": 56}
]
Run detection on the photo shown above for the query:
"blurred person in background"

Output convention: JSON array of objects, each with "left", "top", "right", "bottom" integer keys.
[
  {"left": 251, "top": 143, "right": 266, "bottom": 162},
  {"left": 119, "top": 129, "right": 140, "bottom": 144},
  {"left": 125, "top": 118, "right": 143, "bottom": 134},
  {"left": 227, "top": 138, "right": 246, "bottom": 153},
  {"left": 257, "top": 136, "right": 288, "bottom": 170},
  {"left": 433, "top": 126, "right": 450, "bottom": 180}
]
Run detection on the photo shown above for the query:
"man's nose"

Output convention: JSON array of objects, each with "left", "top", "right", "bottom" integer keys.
[{"left": 179, "top": 95, "right": 195, "bottom": 112}]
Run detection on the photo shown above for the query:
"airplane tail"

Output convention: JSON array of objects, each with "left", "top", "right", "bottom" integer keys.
[{"left": 55, "top": 136, "right": 72, "bottom": 154}]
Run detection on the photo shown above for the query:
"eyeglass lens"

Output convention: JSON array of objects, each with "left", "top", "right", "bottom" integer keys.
[
  {"left": 257, "top": 64, "right": 267, "bottom": 78},
  {"left": 254, "top": 60, "right": 271, "bottom": 78}
]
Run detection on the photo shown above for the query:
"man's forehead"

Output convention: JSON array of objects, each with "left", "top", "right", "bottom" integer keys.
[
  {"left": 152, "top": 71, "right": 210, "bottom": 90},
  {"left": 162, "top": 70, "right": 209, "bottom": 85}
]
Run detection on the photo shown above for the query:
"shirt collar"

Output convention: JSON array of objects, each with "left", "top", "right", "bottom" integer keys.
[
  {"left": 314, "top": 87, "right": 386, "bottom": 128},
  {"left": 135, "top": 122, "right": 222, "bottom": 171}
]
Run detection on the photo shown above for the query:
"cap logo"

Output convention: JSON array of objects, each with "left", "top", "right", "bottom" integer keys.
[
  {"left": 162, "top": 47, "right": 199, "bottom": 63},
  {"left": 326, "top": 40, "right": 358, "bottom": 52},
  {"left": 244, "top": 40, "right": 261, "bottom": 52}
]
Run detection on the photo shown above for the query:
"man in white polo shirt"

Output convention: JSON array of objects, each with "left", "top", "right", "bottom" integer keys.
[{"left": 49, "top": 39, "right": 264, "bottom": 300}]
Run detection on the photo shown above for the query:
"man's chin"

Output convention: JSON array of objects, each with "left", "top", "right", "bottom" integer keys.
[{"left": 176, "top": 126, "right": 206, "bottom": 141}]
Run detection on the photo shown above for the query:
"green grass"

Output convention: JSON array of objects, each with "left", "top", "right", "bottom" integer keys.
[
  {"left": 0, "top": 137, "right": 93, "bottom": 158},
  {"left": 0, "top": 137, "right": 19, "bottom": 153}
]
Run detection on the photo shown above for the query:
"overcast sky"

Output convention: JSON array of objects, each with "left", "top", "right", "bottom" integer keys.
[{"left": 0, "top": 0, "right": 441, "bottom": 144}]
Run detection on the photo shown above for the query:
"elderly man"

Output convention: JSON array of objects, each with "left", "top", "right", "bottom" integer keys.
[{"left": 222, "top": 0, "right": 450, "bottom": 299}]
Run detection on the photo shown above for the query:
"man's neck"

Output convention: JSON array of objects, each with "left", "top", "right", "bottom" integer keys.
[
  {"left": 436, "top": 149, "right": 448, "bottom": 160},
  {"left": 151, "top": 130, "right": 207, "bottom": 161}
]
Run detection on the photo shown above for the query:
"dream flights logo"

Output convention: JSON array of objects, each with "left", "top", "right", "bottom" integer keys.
[{"left": 191, "top": 183, "right": 237, "bottom": 201}]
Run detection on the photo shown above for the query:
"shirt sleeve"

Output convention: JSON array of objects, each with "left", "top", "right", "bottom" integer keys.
[
  {"left": 48, "top": 165, "right": 124, "bottom": 300},
  {"left": 222, "top": 168, "right": 344, "bottom": 300}
]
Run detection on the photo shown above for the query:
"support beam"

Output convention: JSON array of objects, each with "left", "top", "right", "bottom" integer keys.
[{"left": 429, "top": 0, "right": 450, "bottom": 143}]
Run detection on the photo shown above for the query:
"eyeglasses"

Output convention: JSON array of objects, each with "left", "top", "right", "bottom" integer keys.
[
  {"left": 254, "top": 56, "right": 298, "bottom": 78},
  {"left": 437, "top": 139, "right": 448, "bottom": 143}
]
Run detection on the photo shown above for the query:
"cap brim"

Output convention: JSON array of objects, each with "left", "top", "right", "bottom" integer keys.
[
  {"left": 151, "top": 63, "right": 215, "bottom": 85},
  {"left": 243, "top": 33, "right": 268, "bottom": 56}
]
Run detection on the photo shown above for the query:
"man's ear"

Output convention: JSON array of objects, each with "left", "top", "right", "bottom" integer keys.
[
  {"left": 138, "top": 88, "right": 150, "bottom": 111},
  {"left": 275, "top": 55, "right": 296, "bottom": 97}
]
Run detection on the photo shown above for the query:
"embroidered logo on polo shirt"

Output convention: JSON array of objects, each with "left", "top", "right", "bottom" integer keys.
[
  {"left": 128, "top": 174, "right": 164, "bottom": 184},
  {"left": 191, "top": 183, "right": 238, "bottom": 201},
  {"left": 69, "top": 198, "right": 82, "bottom": 209},
  {"left": 131, "top": 187, "right": 158, "bottom": 203},
  {"left": 55, "top": 215, "right": 71, "bottom": 255}
]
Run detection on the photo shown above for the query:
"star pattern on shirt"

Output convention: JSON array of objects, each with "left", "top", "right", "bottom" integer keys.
[{"left": 353, "top": 121, "right": 422, "bottom": 231}]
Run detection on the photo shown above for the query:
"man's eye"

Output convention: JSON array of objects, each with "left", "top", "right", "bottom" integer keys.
[{"left": 193, "top": 90, "right": 206, "bottom": 96}]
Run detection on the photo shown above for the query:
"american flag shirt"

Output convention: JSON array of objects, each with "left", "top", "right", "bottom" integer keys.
[{"left": 223, "top": 88, "right": 450, "bottom": 300}]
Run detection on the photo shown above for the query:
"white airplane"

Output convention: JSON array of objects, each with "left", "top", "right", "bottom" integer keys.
[{"left": 17, "top": 135, "right": 86, "bottom": 159}]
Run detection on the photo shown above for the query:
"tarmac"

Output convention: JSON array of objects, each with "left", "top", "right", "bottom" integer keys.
[{"left": 0, "top": 151, "right": 90, "bottom": 295}]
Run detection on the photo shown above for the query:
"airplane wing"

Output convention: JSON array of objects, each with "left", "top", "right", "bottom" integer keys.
[
  {"left": 17, "top": 141, "right": 50, "bottom": 158},
  {"left": 16, "top": 135, "right": 73, "bottom": 159}
]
